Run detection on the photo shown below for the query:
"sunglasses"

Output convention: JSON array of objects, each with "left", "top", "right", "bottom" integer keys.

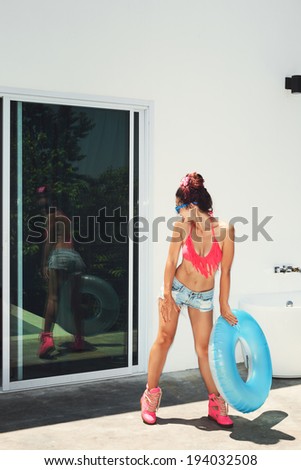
[{"left": 175, "top": 201, "right": 198, "bottom": 214}]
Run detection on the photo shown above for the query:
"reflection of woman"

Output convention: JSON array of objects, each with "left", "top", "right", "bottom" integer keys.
[
  {"left": 140, "top": 172, "right": 237, "bottom": 427},
  {"left": 37, "top": 186, "right": 86, "bottom": 358}
]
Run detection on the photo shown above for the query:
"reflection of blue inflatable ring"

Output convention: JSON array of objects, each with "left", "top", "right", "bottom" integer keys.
[
  {"left": 209, "top": 309, "right": 272, "bottom": 413},
  {"left": 57, "top": 275, "right": 120, "bottom": 337}
]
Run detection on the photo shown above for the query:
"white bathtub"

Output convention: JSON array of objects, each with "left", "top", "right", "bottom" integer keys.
[{"left": 239, "top": 291, "right": 301, "bottom": 378}]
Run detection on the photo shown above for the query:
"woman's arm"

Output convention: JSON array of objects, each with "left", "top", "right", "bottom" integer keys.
[
  {"left": 161, "top": 221, "right": 186, "bottom": 321},
  {"left": 219, "top": 223, "right": 238, "bottom": 325},
  {"left": 41, "top": 213, "right": 55, "bottom": 279},
  {"left": 163, "top": 221, "right": 185, "bottom": 296}
]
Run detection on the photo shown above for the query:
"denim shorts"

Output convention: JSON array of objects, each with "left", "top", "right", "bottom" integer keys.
[
  {"left": 48, "top": 249, "right": 86, "bottom": 275},
  {"left": 160, "top": 277, "right": 214, "bottom": 312}
]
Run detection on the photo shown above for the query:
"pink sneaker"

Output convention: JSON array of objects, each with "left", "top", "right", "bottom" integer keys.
[
  {"left": 140, "top": 385, "right": 162, "bottom": 425},
  {"left": 208, "top": 393, "right": 233, "bottom": 428},
  {"left": 39, "top": 332, "right": 55, "bottom": 358},
  {"left": 72, "top": 335, "right": 85, "bottom": 352}
]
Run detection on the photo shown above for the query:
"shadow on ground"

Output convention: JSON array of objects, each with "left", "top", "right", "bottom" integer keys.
[
  {"left": 0, "top": 368, "right": 299, "bottom": 436},
  {"left": 157, "top": 410, "right": 295, "bottom": 445}
]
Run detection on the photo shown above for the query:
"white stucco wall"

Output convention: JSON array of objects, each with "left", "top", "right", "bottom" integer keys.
[{"left": 1, "top": 0, "right": 301, "bottom": 373}]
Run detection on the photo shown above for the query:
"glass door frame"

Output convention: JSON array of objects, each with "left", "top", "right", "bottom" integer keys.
[{"left": 1, "top": 87, "right": 153, "bottom": 392}]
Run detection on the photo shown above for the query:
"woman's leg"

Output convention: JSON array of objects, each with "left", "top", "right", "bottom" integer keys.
[
  {"left": 188, "top": 307, "right": 233, "bottom": 427},
  {"left": 39, "top": 269, "right": 59, "bottom": 358},
  {"left": 188, "top": 307, "right": 218, "bottom": 394},
  {"left": 147, "top": 298, "right": 181, "bottom": 389},
  {"left": 43, "top": 269, "right": 59, "bottom": 332},
  {"left": 141, "top": 298, "right": 180, "bottom": 424}
]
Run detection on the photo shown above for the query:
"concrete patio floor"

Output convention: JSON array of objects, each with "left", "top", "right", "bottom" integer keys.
[{"left": 0, "top": 368, "right": 300, "bottom": 452}]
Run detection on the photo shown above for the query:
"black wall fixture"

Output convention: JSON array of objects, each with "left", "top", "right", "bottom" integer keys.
[{"left": 285, "top": 75, "right": 301, "bottom": 93}]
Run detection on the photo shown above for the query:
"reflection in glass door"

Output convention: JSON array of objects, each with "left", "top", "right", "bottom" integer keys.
[
  {"left": 0, "top": 98, "right": 2, "bottom": 388},
  {"left": 7, "top": 100, "right": 143, "bottom": 385}
]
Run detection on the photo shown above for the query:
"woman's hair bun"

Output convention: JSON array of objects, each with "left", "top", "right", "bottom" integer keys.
[
  {"left": 188, "top": 172, "right": 204, "bottom": 190},
  {"left": 176, "top": 171, "right": 213, "bottom": 214}
]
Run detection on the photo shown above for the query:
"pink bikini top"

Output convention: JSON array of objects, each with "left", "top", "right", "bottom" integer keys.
[{"left": 182, "top": 224, "right": 222, "bottom": 278}]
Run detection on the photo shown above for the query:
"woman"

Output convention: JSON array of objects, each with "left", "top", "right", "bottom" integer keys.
[
  {"left": 37, "top": 186, "right": 86, "bottom": 358},
  {"left": 140, "top": 172, "right": 237, "bottom": 427}
]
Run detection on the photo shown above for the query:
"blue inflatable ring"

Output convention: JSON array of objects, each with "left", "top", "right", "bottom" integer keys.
[
  {"left": 57, "top": 274, "right": 120, "bottom": 337},
  {"left": 209, "top": 309, "right": 272, "bottom": 413}
]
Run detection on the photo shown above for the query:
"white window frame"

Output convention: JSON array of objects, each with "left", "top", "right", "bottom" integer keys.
[{"left": 1, "top": 86, "right": 153, "bottom": 391}]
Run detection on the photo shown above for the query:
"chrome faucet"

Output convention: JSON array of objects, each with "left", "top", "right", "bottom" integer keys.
[{"left": 274, "top": 265, "right": 301, "bottom": 273}]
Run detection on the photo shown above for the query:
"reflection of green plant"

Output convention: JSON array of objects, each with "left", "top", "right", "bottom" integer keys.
[
  {"left": 69, "top": 165, "right": 131, "bottom": 332},
  {"left": 10, "top": 103, "right": 94, "bottom": 253},
  {"left": 22, "top": 103, "right": 94, "bottom": 218},
  {"left": 73, "top": 166, "right": 130, "bottom": 315},
  {"left": 94, "top": 255, "right": 127, "bottom": 278},
  {"left": 10, "top": 103, "right": 95, "bottom": 309},
  {"left": 10, "top": 103, "right": 132, "bottom": 332}
]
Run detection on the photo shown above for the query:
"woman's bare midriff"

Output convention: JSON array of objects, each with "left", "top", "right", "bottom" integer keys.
[
  {"left": 175, "top": 258, "right": 216, "bottom": 292},
  {"left": 51, "top": 210, "right": 73, "bottom": 250},
  {"left": 55, "top": 240, "right": 73, "bottom": 249}
]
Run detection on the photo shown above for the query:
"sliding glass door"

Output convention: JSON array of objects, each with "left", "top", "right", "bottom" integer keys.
[
  {"left": 1, "top": 93, "right": 150, "bottom": 390},
  {"left": 0, "top": 98, "right": 2, "bottom": 387}
]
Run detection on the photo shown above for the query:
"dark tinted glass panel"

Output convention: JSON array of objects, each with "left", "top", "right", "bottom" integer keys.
[
  {"left": 0, "top": 98, "right": 2, "bottom": 386},
  {"left": 10, "top": 102, "right": 131, "bottom": 381},
  {"left": 133, "top": 112, "right": 139, "bottom": 365}
]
